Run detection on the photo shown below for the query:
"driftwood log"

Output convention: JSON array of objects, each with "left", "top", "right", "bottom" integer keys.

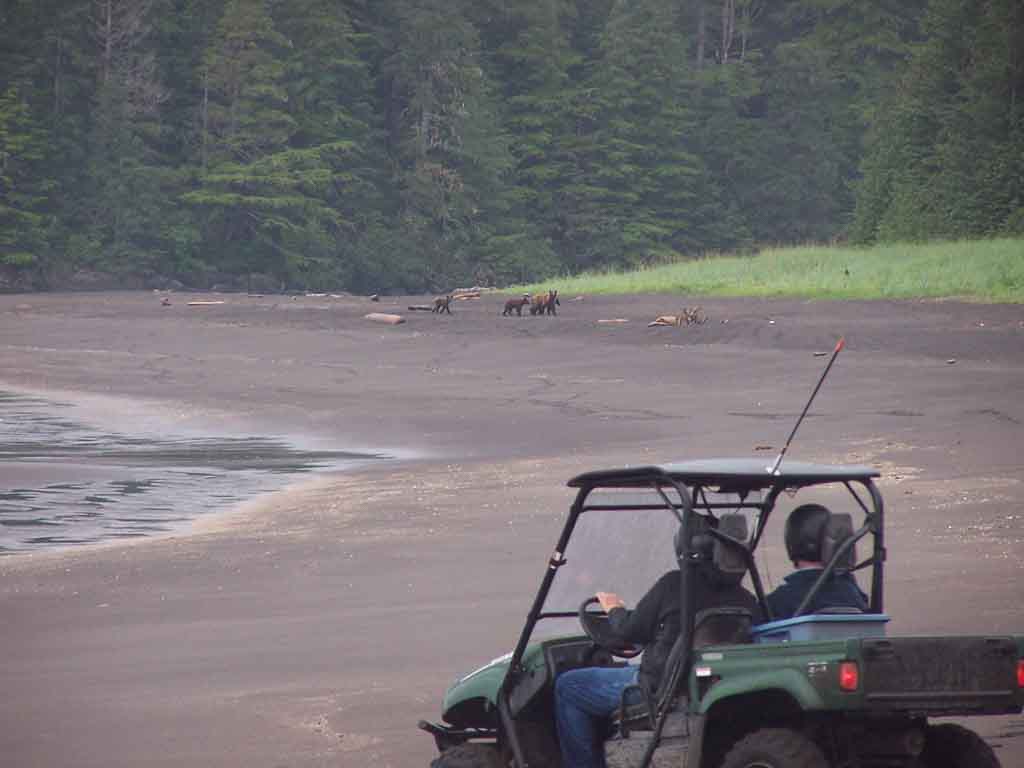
[
  {"left": 364, "top": 312, "right": 405, "bottom": 325},
  {"left": 408, "top": 305, "right": 434, "bottom": 311},
  {"left": 452, "top": 286, "right": 494, "bottom": 297}
]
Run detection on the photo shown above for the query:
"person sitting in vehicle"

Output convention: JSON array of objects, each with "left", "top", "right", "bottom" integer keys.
[
  {"left": 554, "top": 514, "right": 759, "bottom": 768},
  {"left": 767, "top": 503, "right": 868, "bottom": 620}
]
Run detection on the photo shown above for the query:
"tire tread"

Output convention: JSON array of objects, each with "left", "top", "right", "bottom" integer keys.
[
  {"left": 430, "top": 742, "right": 504, "bottom": 768},
  {"left": 920, "top": 723, "right": 1001, "bottom": 768},
  {"left": 720, "top": 727, "right": 828, "bottom": 768}
]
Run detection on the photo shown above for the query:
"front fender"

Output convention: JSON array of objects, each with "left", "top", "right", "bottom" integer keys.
[
  {"left": 440, "top": 638, "right": 580, "bottom": 725},
  {"left": 442, "top": 652, "right": 512, "bottom": 719}
]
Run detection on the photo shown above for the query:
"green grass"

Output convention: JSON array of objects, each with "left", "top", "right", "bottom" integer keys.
[{"left": 511, "top": 237, "right": 1024, "bottom": 302}]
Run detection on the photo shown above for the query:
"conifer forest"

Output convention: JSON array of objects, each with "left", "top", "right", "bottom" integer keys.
[{"left": 1, "top": 0, "right": 1022, "bottom": 293}]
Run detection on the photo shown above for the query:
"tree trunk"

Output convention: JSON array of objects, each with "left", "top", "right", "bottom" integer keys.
[
  {"left": 201, "top": 69, "right": 209, "bottom": 170},
  {"left": 696, "top": 0, "right": 706, "bottom": 70},
  {"left": 104, "top": 0, "right": 112, "bottom": 84},
  {"left": 1010, "top": 2, "right": 1020, "bottom": 115},
  {"left": 721, "top": 0, "right": 735, "bottom": 66},
  {"left": 53, "top": 30, "right": 63, "bottom": 120}
]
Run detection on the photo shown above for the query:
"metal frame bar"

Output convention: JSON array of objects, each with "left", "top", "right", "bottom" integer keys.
[{"left": 492, "top": 469, "right": 885, "bottom": 767}]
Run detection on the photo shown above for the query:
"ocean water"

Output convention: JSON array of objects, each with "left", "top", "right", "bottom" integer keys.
[{"left": 0, "top": 390, "right": 385, "bottom": 554}]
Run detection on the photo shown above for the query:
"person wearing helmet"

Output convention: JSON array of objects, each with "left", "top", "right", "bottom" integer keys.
[
  {"left": 554, "top": 515, "right": 759, "bottom": 768},
  {"left": 766, "top": 503, "right": 868, "bottom": 620}
]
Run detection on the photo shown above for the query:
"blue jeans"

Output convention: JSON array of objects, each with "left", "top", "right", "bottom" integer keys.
[{"left": 555, "top": 665, "right": 639, "bottom": 768}]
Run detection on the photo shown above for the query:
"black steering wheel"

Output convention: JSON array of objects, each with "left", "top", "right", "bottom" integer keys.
[{"left": 578, "top": 596, "right": 643, "bottom": 659}]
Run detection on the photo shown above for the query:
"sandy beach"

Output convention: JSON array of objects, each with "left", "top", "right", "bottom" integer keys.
[{"left": 1, "top": 290, "right": 1023, "bottom": 767}]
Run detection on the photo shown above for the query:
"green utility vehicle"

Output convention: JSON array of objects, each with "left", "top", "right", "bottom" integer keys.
[{"left": 419, "top": 459, "right": 1024, "bottom": 767}]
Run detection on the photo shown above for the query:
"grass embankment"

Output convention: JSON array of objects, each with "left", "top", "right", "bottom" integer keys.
[{"left": 513, "top": 238, "right": 1024, "bottom": 302}]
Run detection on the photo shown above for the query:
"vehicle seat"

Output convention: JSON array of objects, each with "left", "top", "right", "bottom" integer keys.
[
  {"left": 614, "top": 514, "right": 753, "bottom": 735},
  {"left": 712, "top": 512, "right": 750, "bottom": 586},
  {"left": 819, "top": 512, "right": 855, "bottom": 571},
  {"left": 692, "top": 606, "right": 754, "bottom": 646},
  {"left": 614, "top": 606, "right": 754, "bottom": 735},
  {"left": 806, "top": 513, "right": 864, "bottom": 616}
]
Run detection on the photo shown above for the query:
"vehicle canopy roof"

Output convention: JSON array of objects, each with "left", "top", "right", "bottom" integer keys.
[{"left": 568, "top": 458, "right": 880, "bottom": 494}]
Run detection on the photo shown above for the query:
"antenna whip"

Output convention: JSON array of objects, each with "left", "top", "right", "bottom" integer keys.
[{"left": 769, "top": 337, "right": 845, "bottom": 475}]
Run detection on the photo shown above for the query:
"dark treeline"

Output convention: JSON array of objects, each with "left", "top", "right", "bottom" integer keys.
[{"left": 1, "top": 0, "right": 1022, "bottom": 293}]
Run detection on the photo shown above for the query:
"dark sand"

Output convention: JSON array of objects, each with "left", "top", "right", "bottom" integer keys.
[{"left": 1, "top": 290, "right": 1022, "bottom": 767}]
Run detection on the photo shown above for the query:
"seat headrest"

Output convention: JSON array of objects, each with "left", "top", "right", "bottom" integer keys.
[
  {"left": 675, "top": 514, "right": 713, "bottom": 560},
  {"left": 820, "top": 512, "right": 855, "bottom": 571},
  {"left": 718, "top": 512, "right": 748, "bottom": 542},
  {"left": 784, "top": 503, "right": 832, "bottom": 564},
  {"left": 712, "top": 513, "right": 749, "bottom": 584}
]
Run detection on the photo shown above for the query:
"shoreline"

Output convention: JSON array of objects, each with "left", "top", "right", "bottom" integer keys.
[{"left": 0, "top": 380, "right": 415, "bottom": 556}]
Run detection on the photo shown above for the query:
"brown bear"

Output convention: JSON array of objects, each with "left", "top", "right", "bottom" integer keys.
[
  {"left": 530, "top": 290, "right": 559, "bottom": 316},
  {"left": 502, "top": 294, "right": 531, "bottom": 316},
  {"left": 544, "top": 289, "right": 560, "bottom": 316}
]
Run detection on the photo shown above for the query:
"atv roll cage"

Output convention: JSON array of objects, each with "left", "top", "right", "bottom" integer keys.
[{"left": 495, "top": 458, "right": 884, "bottom": 768}]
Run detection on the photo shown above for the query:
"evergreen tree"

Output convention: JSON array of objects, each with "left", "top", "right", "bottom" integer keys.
[
  {"left": 852, "top": 0, "right": 1024, "bottom": 241},
  {"left": 1, "top": 0, "right": 1019, "bottom": 290},
  {"left": 686, "top": 65, "right": 758, "bottom": 252},
  {"left": 0, "top": 87, "right": 53, "bottom": 283},
  {"left": 741, "top": 39, "right": 851, "bottom": 243},
  {"left": 472, "top": 0, "right": 574, "bottom": 281},
  {"left": 146, "top": 0, "right": 224, "bottom": 282},
  {"left": 575, "top": 0, "right": 704, "bottom": 267},
  {"left": 64, "top": 0, "right": 170, "bottom": 281},
  {"left": 186, "top": 0, "right": 341, "bottom": 287},
  {"left": 2, "top": 0, "right": 96, "bottom": 285},
  {"left": 0, "top": 0, "right": 59, "bottom": 285},
  {"left": 273, "top": 0, "right": 390, "bottom": 286},
  {"left": 377, "top": 0, "right": 515, "bottom": 289}
]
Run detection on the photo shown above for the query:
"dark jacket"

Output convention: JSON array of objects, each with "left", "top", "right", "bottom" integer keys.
[
  {"left": 605, "top": 569, "right": 759, "bottom": 693},
  {"left": 766, "top": 568, "right": 867, "bottom": 620}
]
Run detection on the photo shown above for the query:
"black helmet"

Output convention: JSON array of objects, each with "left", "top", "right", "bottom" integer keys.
[{"left": 784, "top": 503, "right": 831, "bottom": 565}]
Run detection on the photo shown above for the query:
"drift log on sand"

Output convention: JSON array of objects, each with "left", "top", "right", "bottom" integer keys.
[
  {"left": 364, "top": 313, "right": 405, "bottom": 325},
  {"left": 408, "top": 305, "right": 434, "bottom": 311},
  {"left": 452, "top": 286, "right": 492, "bottom": 298}
]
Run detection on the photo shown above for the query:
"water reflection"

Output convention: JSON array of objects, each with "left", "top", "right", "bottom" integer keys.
[{"left": 0, "top": 391, "right": 385, "bottom": 553}]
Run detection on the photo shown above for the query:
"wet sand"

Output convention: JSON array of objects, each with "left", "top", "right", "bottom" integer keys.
[{"left": 1, "top": 291, "right": 1023, "bottom": 767}]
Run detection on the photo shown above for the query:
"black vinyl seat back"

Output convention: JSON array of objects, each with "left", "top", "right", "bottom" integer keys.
[
  {"left": 691, "top": 606, "right": 754, "bottom": 648},
  {"left": 799, "top": 512, "right": 867, "bottom": 616},
  {"left": 820, "top": 512, "right": 855, "bottom": 571},
  {"left": 712, "top": 513, "right": 749, "bottom": 586},
  {"left": 615, "top": 606, "right": 754, "bottom": 734}
]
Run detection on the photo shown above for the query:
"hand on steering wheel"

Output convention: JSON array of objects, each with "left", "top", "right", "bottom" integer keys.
[{"left": 578, "top": 596, "right": 643, "bottom": 659}]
